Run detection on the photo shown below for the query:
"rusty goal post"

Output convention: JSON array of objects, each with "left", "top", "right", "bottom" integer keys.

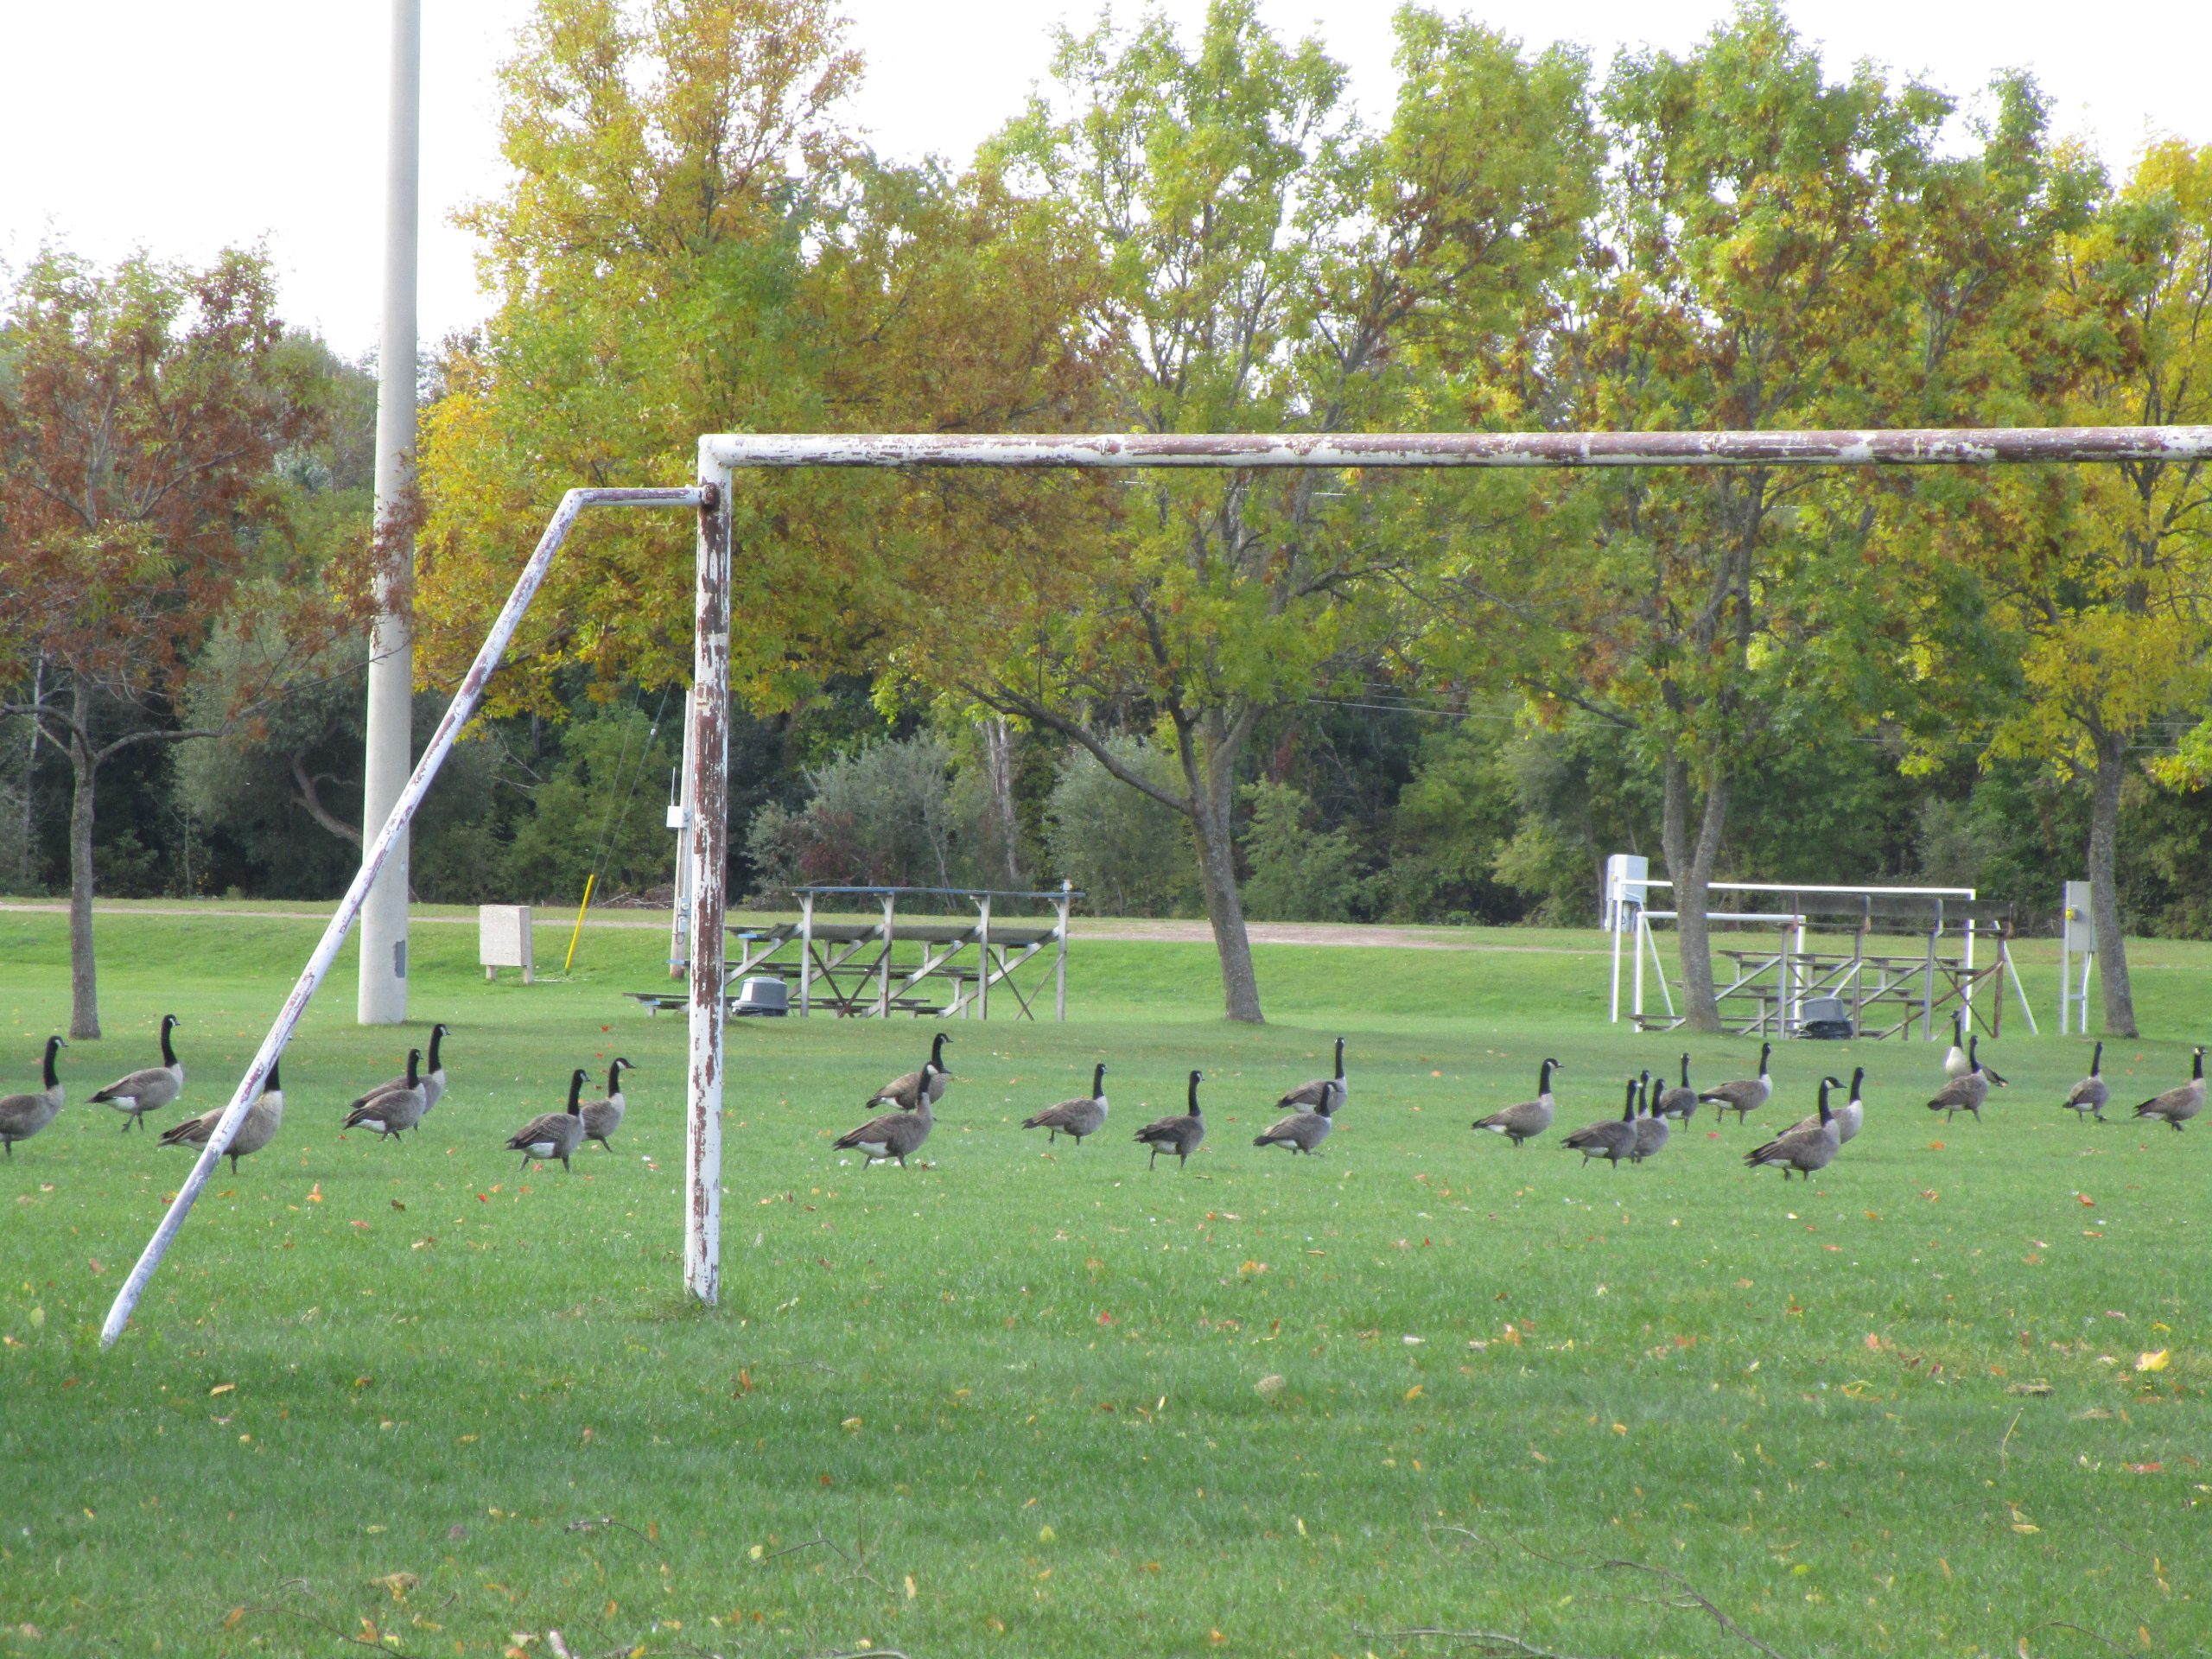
[{"left": 98, "top": 423, "right": 2212, "bottom": 1344}]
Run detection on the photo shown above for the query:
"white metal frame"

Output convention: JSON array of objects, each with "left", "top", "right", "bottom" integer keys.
[{"left": 96, "top": 423, "right": 2212, "bottom": 1344}]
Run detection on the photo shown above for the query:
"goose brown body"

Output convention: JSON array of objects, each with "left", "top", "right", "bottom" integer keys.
[
  {"left": 506, "top": 1071, "right": 588, "bottom": 1170},
  {"left": 353, "top": 1023, "right": 449, "bottom": 1116},
  {"left": 1473, "top": 1058, "right": 1560, "bottom": 1147},
  {"left": 1135, "top": 1071, "right": 1206, "bottom": 1169},
  {"left": 582, "top": 1058, "right": 634, "bottom": 1148},
  {"left": 0, "top": 1036, "right": 67, "bottom": 1157},
  {"left": 90, "top": 1014, "right": 183, "bottom": 1131},
  {"left": 1562, "top": 1079, "right": 1639, "bottom": 1168},
  {"left": 160, "top": 1058, "right": 283, "bottom": 1174},
  {"left": 835, "top": 1094, "right": 934, "bottom": 1166},
  {"left": 2063, "top": 1042, "right": 2109, "bottom": 1122},
  {"left": 1254, "top": 1095, "right": 1335, "bottom": 1154},
  {"left": 345, "top": 1049, "right": 426, "bottom": 1140},
  {"left": 2132, "top": 1047, "right": 2205, "bottom": 1129},
  {"left": 1748, "top": 1077, "right": 1841, "bottom": 1179},
  {"left": 871, "top": 1032, "right": 951, "bottom": 1110},
  {"left": 1023, "top": 1063, "right": 1109, "bottom": 1145},
  {"left": 1697, "top": 1042, "right": 1773, "bottom": 1123},
  {"left": 1275, "top": 1038, "right": 1346, "bottom": 1113}
]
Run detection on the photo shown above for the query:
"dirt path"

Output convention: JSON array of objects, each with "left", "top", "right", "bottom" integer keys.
[{"left": 0, "top": 900, "right": 1599, "bottom": 955}]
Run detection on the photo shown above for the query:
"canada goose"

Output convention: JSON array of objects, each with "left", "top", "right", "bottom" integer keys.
[
  {"left": 1698, "top": 1041, "right": 1773, "bottom": 1123},
  {"left": 1790, "top": 1065, "right": 1865, "bottom": 1143},
  {"left": 1942, "top": 1013, "right": 1970, "bottom": 1080},
  {"left": 834, "top": 1090, "right": 934, "bottom": 1168},
  {"left": 344, "top": 1049, "right": 426, "bottom": 1141},
  {"left": 506, "top": 1070, "right": 588, "bottom": 1171},
  {"left": 2132, "top": 1046, "right": 2205, "bottom": 1131},
  {"left": 581, "top": 1057, "right": 635, "bottom": 1150},
  {"left": 1631, "top": 1074, "right": 1671, "bottom": 1164},
  {"left": 870, "top": 1031, "right": 951, "bottom": 1111},
  {"left": 159, "top": 1058, "right": 283, "bottom": 1174},
  {"left": 1022, "top": 1062, "right": 1109, "bottom": 1146},
  {"left": 1925, "top": 1046, "right": 1992, "bottom": 1122},
  {"left": 1562, "top": 1078, "right": 1640, "bottom": 1169},
  {"left": 1135, "top": 1071, "right": 1206, "bottom": 1170},
  {"left": 353, "top": 1022, "right": 450, "bottom": 1116},
  {"left": 1473, "top": 1058, "right": 1560, "bottom": 1147},
  {"left": 1275, "top": 1037, "right": 1347, "bottom": 1114},
  {"left": 0, "top": 1036, "right": 67, "bottom": 1158},
  {"left": 2063, "top": 1042, "right": 2109, "bottom": 1123},
  {"left": 90, "top": 1013, "right": 184, "bottom": 1132},
  {"left": 1254, "top": 1093, "right": 1336, "bottom": 1155},
  {"left": 1970, "top": 1034, "right": 2008, "bottom": 1089},
  {"left": 1655, "top": 1054, "right": 1698, "bottom": 1122},
  {"left": 1746, "top": 1076, "right": 1841, "bottom": 1180}
]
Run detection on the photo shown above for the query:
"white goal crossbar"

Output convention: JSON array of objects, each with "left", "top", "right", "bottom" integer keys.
[{"left": 98, "top": 423, "right": 2212, "bottom": 1344}]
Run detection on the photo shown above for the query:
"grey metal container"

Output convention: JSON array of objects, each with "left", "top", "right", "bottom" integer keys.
[{"left": 733, "top": 976, "right": 789, "bottom": 1017}]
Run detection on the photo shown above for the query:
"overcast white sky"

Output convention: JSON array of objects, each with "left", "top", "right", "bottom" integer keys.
[{"left": 3, "top": 2, "right": 2205, "bottom": 359}]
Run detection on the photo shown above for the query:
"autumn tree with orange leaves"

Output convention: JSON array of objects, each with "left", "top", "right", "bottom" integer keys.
[{"left": 0, "top": 249, "right": 369, "bottom": 1038}]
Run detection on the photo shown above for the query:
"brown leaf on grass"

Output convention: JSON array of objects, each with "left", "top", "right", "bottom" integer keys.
[{"left": 370, "top": 1572, "right": 418, "bottom": 1601}]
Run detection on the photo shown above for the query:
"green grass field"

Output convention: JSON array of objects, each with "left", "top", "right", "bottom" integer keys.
[{"left": 1, "top": 905, "right": 2205, "bottom": 1658}]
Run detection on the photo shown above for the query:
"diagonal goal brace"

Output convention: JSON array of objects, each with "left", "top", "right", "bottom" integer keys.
[{"left": 99, "top": 423, "right": 2212, "bottom": 1345}]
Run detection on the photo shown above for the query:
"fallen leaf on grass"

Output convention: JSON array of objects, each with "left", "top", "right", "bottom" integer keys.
[
  {"left": 209, "top": 1383, "right": 235, "bottom": 1397},
  {"left": 2126, "top": 1463, "right": 2164, "bottom": 1474},
  {"left": 2005, "top": 1382, "right": 2053, "bottom": 1397},
  {"left": 371, "top": 1573, "right": 419, "bottom": 1600},
  {"left": 2137, "top": 1351, "right": 2171, "bottom": 1373},
  {"left": 1255, "top": 1375, "right": 1285, "bottom": 1398}
]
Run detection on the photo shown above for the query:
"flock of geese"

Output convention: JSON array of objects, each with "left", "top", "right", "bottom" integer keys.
[
  {"left": 0, "top": 1019, "right": 639, "bottom": 1174},
  {"left": 1, "top": 1015, "right": 2204, "bottom": 1183}
]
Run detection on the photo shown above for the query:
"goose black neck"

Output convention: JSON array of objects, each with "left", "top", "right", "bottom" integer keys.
[
  {"left": 264, "top": 1058, "right": 282, "bottom": 1093},
  {"left": 1680, "top": 1054, "right": 1692, "bottom": 1086},
  {"left": 607, "top": 1058, "right": 626, "bottom": 1094},
  {"left": 1818, "top": 1077, "right": 1836, "bottom": 1121},
  {"left": 1538, "top": 1058, "right": 1556, "bottom": 1092},
  {"left": 1332, "top": 1037, "right": 1345, "bottom": 1080},
  {"left": 1186, "top": 1072, "right": 1202, "bottom": 1114},
  {"left": 1091, "top": 1062, "right": 1106, "bottom": 1096},
  {"left": 2090, "top": 1041, "right": 2102, "bottom": 1075},
  {"left": 569, "top": 1071, "right": 586, "bottom": 1112},
  {"left": 160, "top": 1016, "right": 178, "bottom": 1067},
  {"left": 1849, "top": 1065, "right": 1865, "bottom": 1097},
  {"left": 2196, "top": 1049, "right": 2205, "bottom": 1081},
  {"left": 1621, "top": 1079, "right": 1637, "bottom": 1121},
  {"left": 43, "top": 1036, "right": 63, "bottom": 1088},
  {"left": 404, "top": 1049, "right": 420, "bottom": 1086},
  {"left": 1758, "top": 1042, "right": 1772, "bottom": 1072},
  {"left": 931, "top": 1031, "right": 948, "bottom": 1066},
  {"left": 428, "top": 1025, "right": 445, "bottom": 1068}
]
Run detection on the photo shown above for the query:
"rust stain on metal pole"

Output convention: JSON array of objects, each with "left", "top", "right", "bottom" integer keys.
[
  {"left": 683, "top": 459, "right": 734, "bottom": 1306},
  {"left": 702, "top": 426, "right": 2212, "bottom": 471}
]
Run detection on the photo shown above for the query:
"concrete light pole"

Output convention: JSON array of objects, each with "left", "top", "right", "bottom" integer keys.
[{"left": 359, "top": 0, "right": 420, "bottom": 1025}]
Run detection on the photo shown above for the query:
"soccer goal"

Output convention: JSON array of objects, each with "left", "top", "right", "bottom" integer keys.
[{"left": 99, "top": 423, "right": 2212, "bottom": 1346}]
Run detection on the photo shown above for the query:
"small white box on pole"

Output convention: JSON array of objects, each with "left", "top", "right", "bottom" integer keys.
[{"left": 479, "top": 905, "right": 535, "bottom": 983}]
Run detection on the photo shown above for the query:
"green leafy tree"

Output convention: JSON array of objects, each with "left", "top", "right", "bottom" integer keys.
[{"left": 938, "top": 0, "right": 1596, "bottom": 1020}]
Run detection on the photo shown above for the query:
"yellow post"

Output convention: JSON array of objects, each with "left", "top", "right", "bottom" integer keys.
[{"left": 563, "top": 872, "right": 597, "bottom": 973}]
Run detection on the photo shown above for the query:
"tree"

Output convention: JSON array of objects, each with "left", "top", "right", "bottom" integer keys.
[
  {"left": 933, "top": 0, "right": 1596, "bottom": 1020},
  {"left": 1968, "top": 143, "right": 2212, "bottom": 1035},
  {"left": 0, "top": 250, "right": 357, "bottom": 1037},
  {"left": 1421, "top": 8, "right": 2079, "bottom": 1030},
  {"left": 418, "top": 0, "right": 1104, "bottom": 721}
]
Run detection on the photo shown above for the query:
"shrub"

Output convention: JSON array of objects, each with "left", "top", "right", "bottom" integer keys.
[
  {"left": 1042, "top": 737, "right": 1200, "bottom": 917},
  {"left": 1239, "top": 780, "right": 1369, "bottom": 923}
]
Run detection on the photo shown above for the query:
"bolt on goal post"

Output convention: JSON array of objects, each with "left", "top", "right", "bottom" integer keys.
[{"left": 98, "top": 424, "right": 2212, "bottom": 1346}]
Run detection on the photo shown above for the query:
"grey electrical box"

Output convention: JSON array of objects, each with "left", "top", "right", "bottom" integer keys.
[{"left": 2063, "top": 880, "right": 2094, "bottom": 953}]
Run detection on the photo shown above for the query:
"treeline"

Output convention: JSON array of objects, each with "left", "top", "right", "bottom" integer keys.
[{"left": 4, "top": 0, "right": 2209, "bottom": 1041}]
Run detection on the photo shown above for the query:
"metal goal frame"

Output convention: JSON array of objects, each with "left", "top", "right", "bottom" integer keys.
[{"left": 98, "top": 423, "right": 2212, "bottom": 1343}]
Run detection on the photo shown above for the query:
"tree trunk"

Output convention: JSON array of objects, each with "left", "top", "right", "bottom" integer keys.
[
  {"left": 1660, "top": 749, "right": 1732, "bottom": 1034},
  {"left": 20, "top": 658, "right": 41, "bottom": 884},
  {"left": 982, "top": 716, "right": 1022, "bottom": 887},
  {"left": 66, "top": 679, "right": 100, "bottom": 1041},
  {"left": 1175, "top": 710, "right": 1263, "bottom": 1024},
  {"left": 2086, "top": 731, "right": 2138, "bottom": 1038}
]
